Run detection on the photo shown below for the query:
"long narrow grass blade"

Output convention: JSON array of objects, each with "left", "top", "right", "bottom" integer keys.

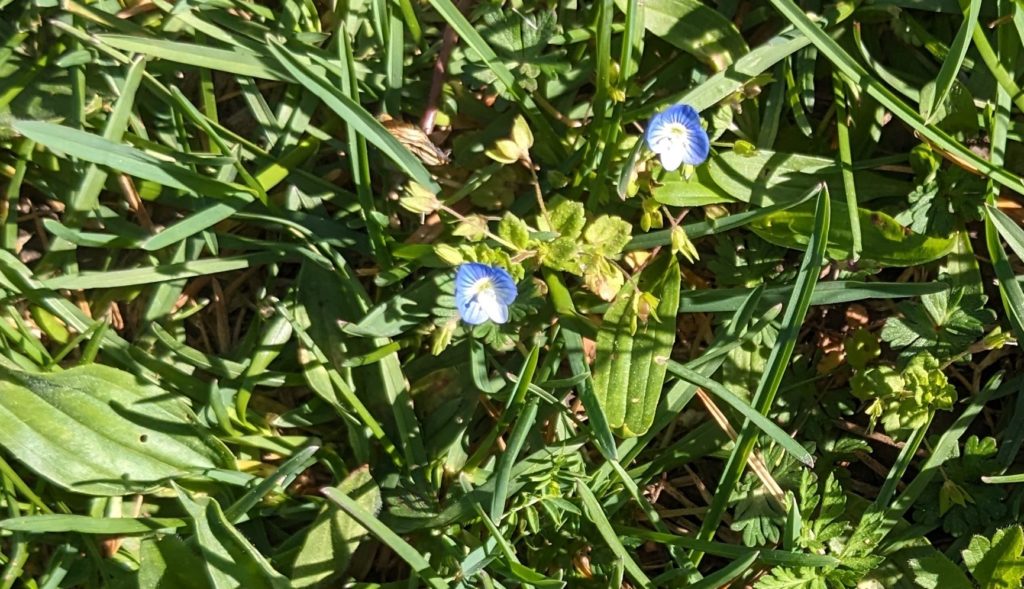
[
  {"left": 766, "top": 0, "right": 1024, "bottom": 196},
  {"left": 321, "top": 487, "right": 448, "bottom": 589},
  {"left": 264, "top": 39, "right": 438, "bottom": 191},
  {"left": 575, "top": 481, "right": 651, "bottom": 587},
  {"left": 691, "top": 185, "right": 829, "bottom": 564}
]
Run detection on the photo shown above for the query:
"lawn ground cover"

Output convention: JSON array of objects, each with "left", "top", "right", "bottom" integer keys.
[{"left": 2, "top": 0, "right": 1024, "bottom": 586}]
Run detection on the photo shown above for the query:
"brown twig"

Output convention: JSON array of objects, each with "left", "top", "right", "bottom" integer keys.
[{"left": 420, "top": 0, "right": 473, "bottom": 134}]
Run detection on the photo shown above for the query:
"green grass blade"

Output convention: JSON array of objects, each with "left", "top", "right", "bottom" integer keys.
[
  {"left": 691, "top": 185, "right": 829, "bottom": 564},
  {"left": 0, "top": 516, "right": 186, "bottom": 534},
  {"left": 11, "top": 120, "right": 255, "bottom": 200},
  {"left": 40, "top": 253, "right": 284, "bottom": 290},
  {"left": 96, "top": 34, "right": 290, "bottom": 80},
  {"left": 489, "top": 397, "right": 539, "bottom": 522},
  {"left": 223, "top": 445, "right": 320, "bottom": 523},
  {"left": 264, "top": 39, "right": 438, "bottom": 192},
  {"left": 832, "top": 71, "right": 862, "bottom": 261},
  {"left": 667, "top": 362, "right": 814, "bottom": 467},
  {"left": 420, "top": 0, "right": 566, "bottom": 161},
  {"left": 321, "top": 487, "right": 448, "bottom": 589},
  {"left": 985, "top": 206, "right": 1024, "bottom": 343},
  {"left": 686, "top": 551, "right": 758, "bottom": 589},
  {"left": 575, "top": 480, "right": 651, "bottom": 587},
  {"left": 765, "top": 0, "right": 1024, "bottom": 197},
  {"left": 924, "top": 0, "right": 981, "bottom": 121},
  {"left": 676, "top": 280, "right": 946, "bottom": 313},
  {"left": 66, "top": 56, "right": 147, "bottom": 216},
  {"left": 626, "top": 30, "right": 809, "bottom": 121}
]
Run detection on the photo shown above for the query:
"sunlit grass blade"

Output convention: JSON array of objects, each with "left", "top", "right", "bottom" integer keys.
[
  {"left": 985, "top": 205, "right": 1024, "bottom": 343},
  {"left": 11, "top": 120, "right": 255, "bottom": 201},
  {"left": 686, "top": 551, "right": 759, "bottom": 589},
  {"left": 0, "top": 516, "right": 186, "bottom": 534},
  {"left": 676, "top": 280, "right": 946, "bottom": 313},
  {"left": 264, "top": 39, "right": 438, "bottom": 192},
  {"left": 223, "top": 445, "right": 319, "bottom": 523},
  {"left": 666, "top": 362, "right": 814, "bottom": 467},
  {"left": 489, "top": 397, "right": 539, "bottom": 522},
  {"left": 40, "top": 253, "right": 285, "bottom": 290},
  {"left": 96, "top": 35, "right": 290, "bottom": 80},
  {"left": 575, "top": 480, "right": 651, "bottom": 587},
  {"left": 691, "top": 185, "right": 829, "bottom": 564},
  {"left": 544, "top": 270, "right": 617, "bottom": 459},
  {"left": 467, "top": 346, "right": 539, "bottom": 471},
  {"left": 924, "top": 0, "right": 981, "bottom": 121},
  {"left": 832, "top": 71, "right": 862, "bottom": 261},
  {"left": 322, "top": 487, "right": 448, "bottom": 589},
  {"left": 766, "top": 0, "right": 1024, "bottom": 196},
  {"left": 65, "top": 56, "right": 146, "bottom": 216},
  {"left": 626, "top": 30, "right": 810, "bottom": 121}
]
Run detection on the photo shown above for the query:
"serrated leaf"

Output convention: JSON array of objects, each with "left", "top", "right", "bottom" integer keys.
[
  {"left": 498, "top": 213, "right": 531, "bottom": 250},
  {"left": 755, "top": 566, "right": 827, "bottom": 588},
  {"left": 584, "top": 215, "right": 632, "bottom": 257},
  {"left": 964, "top": 525, "right": 1024, "bottom": 588},
  {"left": 542, "top": 237, "right": 581, "bottom": 272},
  {"left": 881, "top": 288, "right": 994, "bottom": 360},
  {"left": 0, "top": 364, "right": 233, "bottom": 496},
  {"left": 732, "top": 486, "right": 783, "bottom": 546},
  {"left": 547, "top": 201, "right": 586, "bottom": 240}
]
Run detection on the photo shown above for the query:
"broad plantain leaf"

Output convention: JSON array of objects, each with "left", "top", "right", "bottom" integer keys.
[
  {"left": 139, "top": 536, "right": 211, "bottom": 589},
  {"left": 751, "top": 201, "right": 955, "bottom": 267},
  {"left": 177, "top": 486, "right": 290, "bottom": 589},
  {"left": 0, "top": 364, "right": 233, "bottom": 495},
  {"left": 291, "top": 466, "right": 382, "bottom": 588},
  {"left": 593, "top": 254, "right": 680, "bottom": 437}
]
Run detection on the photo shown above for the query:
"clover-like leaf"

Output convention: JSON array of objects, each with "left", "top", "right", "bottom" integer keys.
[
  {"left": 498, "top": 213, "right": 532, "bottom": 250},
  {"left": 547, "top": 200, "right": 586, "bottom": 240},
  {"left": 584, "top": 215, "right": 632, "bottom": 257}
]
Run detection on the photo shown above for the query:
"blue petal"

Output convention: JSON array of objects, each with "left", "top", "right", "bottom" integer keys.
[
  {"left": 459, "top": 299, "right": 490, "bottom": 325},
  {"left": 664, "top": 104, "right": 701, "bottom": 128},
  {"left": 454, "top": 263, "right": 518, "bottom": 324},
  {"left": 456, "top": 263, "right": 490, "bottom": 292},
  {"left": 488, "top": 269, "right": 518, "bottom": 305},
  {"left": 644, "top": 103, "right": 710, "bottom": 166},
  {"left": 678, "top": 127, "right": 710, "bottom": 165}
]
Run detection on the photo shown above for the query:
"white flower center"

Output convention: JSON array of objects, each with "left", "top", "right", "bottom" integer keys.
[
  {"left": 652, "top": 122, "right": 690, "bottom": 153},
  {"left": 468, "top": 277, "right": 494, "bottom": 298}
]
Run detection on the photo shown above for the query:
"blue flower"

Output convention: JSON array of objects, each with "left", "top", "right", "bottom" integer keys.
[
  {"left": 455, "top": 263, "right": 518, "bottom": 325},
  {"left": 644, "top": 104, "right": 710, "bottom": 171}
]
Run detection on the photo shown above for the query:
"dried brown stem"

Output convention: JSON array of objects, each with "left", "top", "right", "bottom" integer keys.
[{"left": 420, "top": 0, "right": 473, "bottom": 133}]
